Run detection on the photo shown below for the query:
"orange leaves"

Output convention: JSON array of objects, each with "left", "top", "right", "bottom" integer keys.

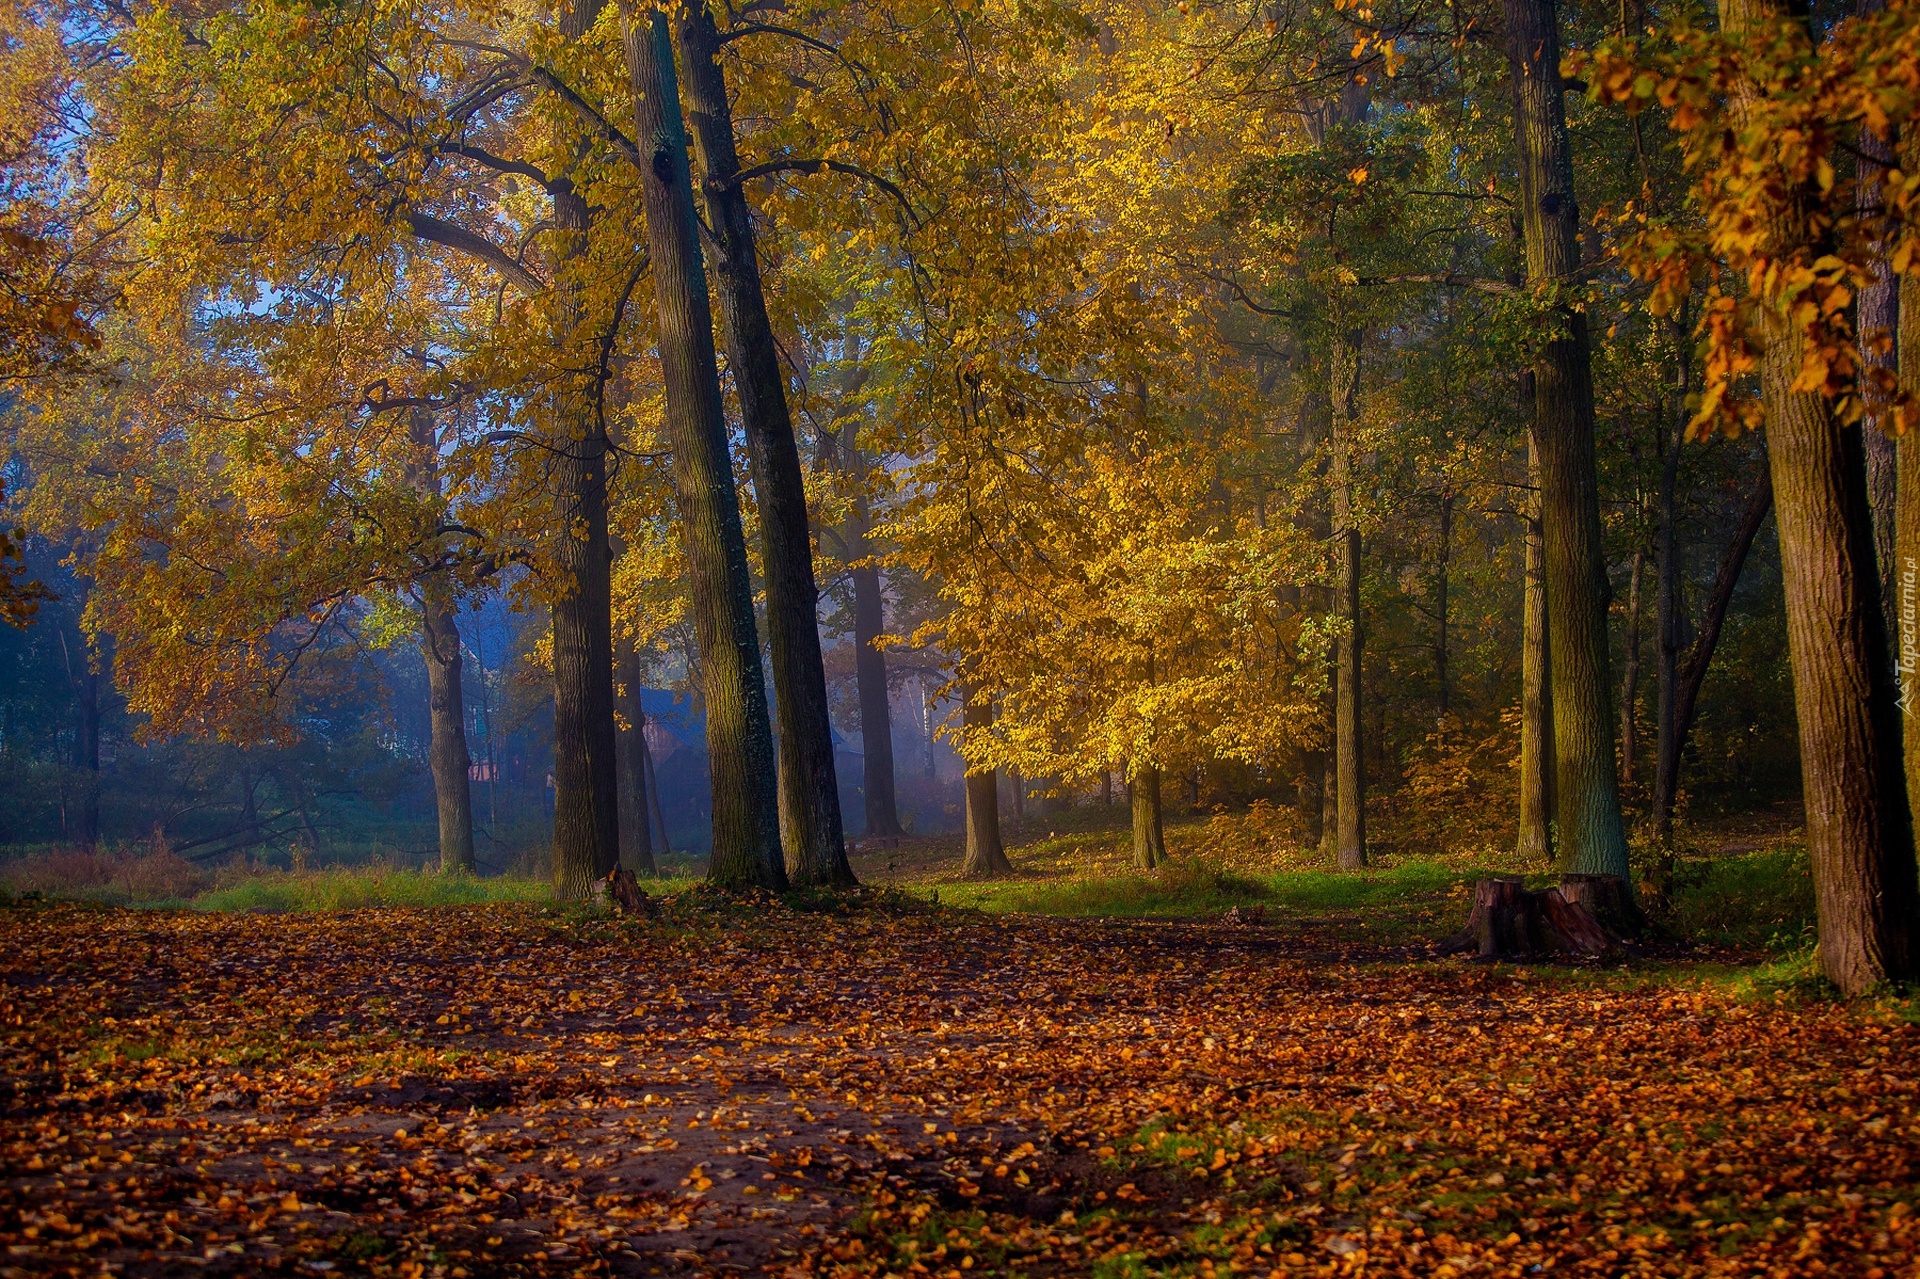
[
  {"left": 5, "top": 896, "right": 1920, "bottom": 1276},
  {"left": 1580, "top": 0, "right": 1920, "bottom": 437}
]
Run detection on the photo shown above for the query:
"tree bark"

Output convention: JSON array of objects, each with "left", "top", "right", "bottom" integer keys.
[
  {"left": 547, "top": 172, "right": 622, "bottom": 899},
  {"left": 421, "top": 585, "right": 476, "bottom": 873},
  {"left": 960, "top": 682, "right": 1011, "bottom": 878},
  {"left": 1130, "top": 767, "right": 1167, "bottom": 869},
  {"left": 850, "top": 493, "right": 905, "bottom": 837},
  {"left": 541, "top": 0, "right": 623, "bottom": 899},
  {"left": 1760, "top": 339, "right": 1915, "bottom": 994},
  {"left": 618, "top": 2, "right": 784, "bottom": 890},
  {"left": 1722, "top": 0, "right": 1918, "bottom": 995},
  {"left": 1618, "top": 545, "right": 1645, "bottom": 787},
  {"left": 1442, "top": 875, "right": 1626, "bottom": 960},
  {"left": 615, "top": 637, "right": 657, "bottom": 874},
  {"left": 671, "top": 5, "right": 851, "bottom": 885},
  {"left": 1330, "top": 325, "right": 1366, "bottom": 868},
  {"left": 1503, "top": 0, "right": 1630, "bottom": 879},
  {"left": 1518, "top": 407, "right": 1555, "bottom": 862},
  {"left": 1894, "top": 139, "right": 1920, "bottom": 927}
]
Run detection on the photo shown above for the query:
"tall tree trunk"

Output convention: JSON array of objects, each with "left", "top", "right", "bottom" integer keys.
[
  {"left": 1763, "top": 337, "right": 1915, "bottom": 994},
  {"left": 1503, "top": 0, "right": 1630, "bottom": 880},
  {"left": 618, "top": 3, "right": 784, "bottom": 890},
  {"left": 543, "top": 0, "right": 622, "bottom": 899},
  {"left": 959, "top": 682, "right": 1011, "bottom": 877},
  {"left": 849, "top": 492, "right": 905, "bottom": 837},
  {"left": 421, "top": 586, "right": 476, "bottom": 873},
  {"left": 1652, "top": 341, "right": 1687, "bottom": 846},
  {"left": 1130, "top": 768, "right": 1167, "bottom": 869},
  {"left": 1860, "top": 0, "right": 1899, "bottom": 641},
  {"left": 1893, "top": 136, "right": 1920, "bottom": 936},
  {"left": 1330, "top": 324, "right": 1366, "bottom": 869},
  {"left": 616, "top": 637, "right": 656, "bottom": 874},
  {"left": 1434, "top": 491, "right": 1452, "bottom": 719},
  {"left": 406, "top": 407, "right": 476, "bottom": 875},
  {"left": 1618, "top": 546, "right": 1645, "bottom": 788},
  {"left": 1518, "top": 401, "right": 1556, "bottom": 862},
  {"left": 547, "top": 174, "right": 621, "bottom": 899},
  {"left": 1723, "top": 0, "right": 1916, "bottom": 995},
  {"left": 670, "top": 7, "right": 850, "bottom": 886}
]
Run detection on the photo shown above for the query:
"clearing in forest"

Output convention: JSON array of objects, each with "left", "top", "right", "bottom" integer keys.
[{"left": 0, "top": 892, "right": 1914, "bottom": 1278}]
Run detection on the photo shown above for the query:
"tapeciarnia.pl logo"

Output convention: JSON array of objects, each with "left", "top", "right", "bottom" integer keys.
[{"left": 1902, "top": 557, "right": 1919, "bottom": 717}]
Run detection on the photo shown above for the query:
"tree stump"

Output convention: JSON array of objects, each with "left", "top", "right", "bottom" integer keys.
[
  {"left": 596, "top": 866, "right": 660, "bottom": 918},
  {"left": 1441, "top": 874, "right": 1632, "bottom": 961},
  {"left": 1556, "top": 872, "right": 1644, "bottom": 939}
]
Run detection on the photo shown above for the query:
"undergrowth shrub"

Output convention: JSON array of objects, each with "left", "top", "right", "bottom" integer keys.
[
  {"left": 0, "top": 844, "right": 210, "bottom": 904},
  {"left": 1396, "top": 711, "right": 1519, "bottom": 856}
]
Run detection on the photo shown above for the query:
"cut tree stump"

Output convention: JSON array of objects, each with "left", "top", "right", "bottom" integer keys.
[
  {"left": 1440, "top": 874, "right": 1635, "bottom": 961},
  {"left": 1555, "top": 872, "right": 1645, "bottom": 939},
  {"left": 595, "top": 866, "right": 660, "bottom": 918}
]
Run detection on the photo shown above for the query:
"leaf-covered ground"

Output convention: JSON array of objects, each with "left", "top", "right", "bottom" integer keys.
[{"left": 1, "top": 893, "right": 1913, "bottom": 1278}]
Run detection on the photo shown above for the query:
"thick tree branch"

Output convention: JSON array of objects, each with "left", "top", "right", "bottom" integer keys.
[
  {"left": 725, "top": 158, "right": 918, "bottom": 226},
  {"left": 1356, "top": 272, "right": 1520, "bottom": 295},
  {"left": 405, "top": 211, "right": 546, "bottom": 297},
  {"left": 716, "top": 20, "right": 874, "bottom": 81},
  {"left": 439, "top": 143, "right": 556, "bottom": 189},
  {"left": 1207, "top": 271, "right": 1292, "bottom": 317},
  {"left": 521, "top": 65, "right": 646, "bottom": 168}
]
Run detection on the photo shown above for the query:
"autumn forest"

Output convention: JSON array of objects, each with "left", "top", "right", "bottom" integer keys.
[{"left": 4, "top": 0, "right": 1920, "bottom": 1272}]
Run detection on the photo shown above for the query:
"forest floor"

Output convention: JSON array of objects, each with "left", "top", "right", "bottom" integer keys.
[{"left": 4, "top": 831, "right": 1914, "bottom": 1279}]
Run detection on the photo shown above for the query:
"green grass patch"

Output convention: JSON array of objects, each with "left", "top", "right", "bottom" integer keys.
[
  {"left": 162, "top": 867, "right": 556, "bottom": 913},
  {"left": 934, "top": 859, "right": 1274, "bottom": 918},
  {"left": 1663, "top": 845, "right": 1816, "bottom": 953},
  {"left": 929, "top": 857, "right": 1482, "bottom": 939}
]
